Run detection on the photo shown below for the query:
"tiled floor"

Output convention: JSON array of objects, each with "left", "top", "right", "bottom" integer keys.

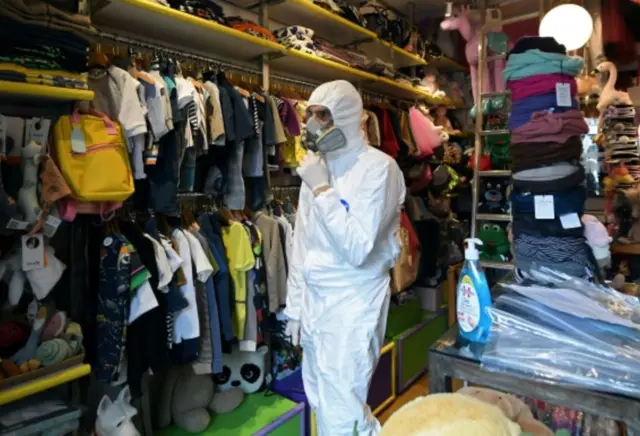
[{"left": 378, "top": 374, "right": 429, "bottom": 425}]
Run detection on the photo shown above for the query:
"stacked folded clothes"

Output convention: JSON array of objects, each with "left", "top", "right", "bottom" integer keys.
[
  {"left": 600, "top": 104, "right": 638, "bottom": 166},
  {"left": 274, "top": 25, "right": 367, "bottom": 67},
  {"left": 504, "top": 36, "right": 600, "bottom": 281},
  {"left": 0, "top": 0, "right": 94, "bottom": 89}
]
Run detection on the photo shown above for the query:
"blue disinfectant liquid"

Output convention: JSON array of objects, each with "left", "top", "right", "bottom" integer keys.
[{"left": 456, "top": 238, "right": 492, "bottom": 344}]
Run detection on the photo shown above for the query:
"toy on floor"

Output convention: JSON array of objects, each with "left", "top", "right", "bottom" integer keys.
[
  {"left": 441, "top": 6, "right": 506, "bottom": 105},
  {"left": 95, "top": 385, "right": 140, "bottom": 436},
  {"left": 381, "top": 387, "right": 554, "bottom": 436},
  {"left": 157, "top": 365, "right": 244, "bottom": 433},
  {"left": 380, "top": 392, "right": 521, "bottom": 436}
]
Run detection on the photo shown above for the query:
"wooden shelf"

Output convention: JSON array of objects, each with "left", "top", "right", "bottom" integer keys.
[
  {"left": 611, "top": 243, "right": 640, "bottom": 256},
  {"left": 271, "top": 49, "right": 451, "bottom": 104},
  {"left": 93, "top": 0, "right": 286, "bottom": 62},
  {"left": 426, "top": 55, "right": 468, "bottom": 72},
  {"left": 0, "top": 363, "right": 91, "bottom": 406},
  {"left": 92, "top": 0, "right": 450, "bottom": 103},
  {"left": 266, "top": 0, "right": 426, "bottom": 69},
  {"left": 0, "top": 81, "right": 94, "bottom": 102}
]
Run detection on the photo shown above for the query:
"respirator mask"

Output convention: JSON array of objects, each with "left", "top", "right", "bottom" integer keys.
[{"left": 304, "top": 107, "right": 347, "bottom": 153}]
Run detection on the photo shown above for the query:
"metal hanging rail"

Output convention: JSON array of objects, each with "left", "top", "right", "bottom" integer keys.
[
  {"left": 96, "top": 31, "right": 263, "bottom": 75},
  {"left": 96, "top": 30, "right": 410, "bottom": 104}
]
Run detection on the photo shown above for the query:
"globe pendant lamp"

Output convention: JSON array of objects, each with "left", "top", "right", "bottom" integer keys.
[{"left": 539, "top": 4, "right": 593, "bottom": 51}]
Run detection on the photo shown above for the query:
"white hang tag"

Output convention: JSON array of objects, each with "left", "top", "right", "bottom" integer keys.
[
  {"left": 70, "top": 127, "right": 87, "bottom": 153},
  {"left": 43, "top": 215, "right": 62, "bottom": 238},
  {"left": 25, "top": 118, "right": 51, "bottom": 147},
  {"left": 556, "top": 83, "right": 572, "bottom": 107},
  {"left": 6, "top": 218, "right": 29, "bottom": 230},
  {"left": 21, "top": 234, "right": 45, "bottom": 271},
  {"left": 560, "top": 213, "right": 582, "bottom": 229},
  {"left": 534, "top": 195, "right": 555, "bottom": 219},
  {"left": 0, "top": 114, "right": 6, "bottom": 156}
]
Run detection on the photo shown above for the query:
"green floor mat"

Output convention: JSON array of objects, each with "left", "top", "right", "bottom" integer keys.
[{"left": 157, "top": 393, "right": 299, "bottom": 436}]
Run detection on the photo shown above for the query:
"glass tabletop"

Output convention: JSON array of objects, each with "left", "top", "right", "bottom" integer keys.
[{"left": 430, "top": 325, "right": 487, "bottom": 363}]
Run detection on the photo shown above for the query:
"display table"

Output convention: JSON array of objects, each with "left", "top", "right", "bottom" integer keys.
[{"left": 428, "top": 326, "right": 640, "bottom": 435}]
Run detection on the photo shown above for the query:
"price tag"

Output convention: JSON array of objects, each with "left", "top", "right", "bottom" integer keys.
[
  {"left": 6, "top": 218, "right": 29, "bottom": 230},
  {"left": 25, "top": 118, "right": 51, "bottom": 147},
  {"left": 534, "top": 195, "right": 555, "bottom": 219},
  {"left": 43, "top": 215, "right": 62, "bottom": 238},
  {"left": 21, "top": 234, "right": 45, "bottom": 271},
  {"left": 556, "top": 83, "right": 572, "bottom": 107},
  {"left": 560, "top": 213, "right": 582, "bottom": 229}
]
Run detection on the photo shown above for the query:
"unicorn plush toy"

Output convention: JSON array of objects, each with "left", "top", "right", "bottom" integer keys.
[
  {"left": 441, "top": 6, "right": 507, "bottom": 105},
  {"left": 95, "top": 386, "right": 140, "bottom": 436}
]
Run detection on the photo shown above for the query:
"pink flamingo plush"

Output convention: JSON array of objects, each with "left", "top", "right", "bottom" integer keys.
[{"left": 441, "top": 6, "right": 506, "bottom": 105}]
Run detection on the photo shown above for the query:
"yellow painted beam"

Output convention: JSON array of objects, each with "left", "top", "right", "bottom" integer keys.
[
  {"left": 118, "top": 0, "right": 286, "bottom": 54},
  {"left": 0, "top": 364, "right": 91, "bottom": 406},
  {"left": 0, "top": 81, "right": 94, "bottom": 101}
]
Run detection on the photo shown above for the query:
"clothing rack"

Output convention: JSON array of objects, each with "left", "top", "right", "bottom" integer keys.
[
  {"left": 97, "top": 30, "right": 408, "bottom": 104},
  {"left": 96, "top": 31, "right": 262, "bottom": 76},
  {"left": 271, "top": 186, "right": 300, "bottom": 202}
]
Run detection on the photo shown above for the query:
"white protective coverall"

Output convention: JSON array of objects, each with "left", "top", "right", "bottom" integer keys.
[{"left": 284, "top": 80, "right": 406, "bottom": 436}]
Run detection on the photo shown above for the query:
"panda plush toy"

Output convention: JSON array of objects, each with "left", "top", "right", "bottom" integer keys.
[{"left": 214, "top": 345, "right": 269, "bottom": 394}]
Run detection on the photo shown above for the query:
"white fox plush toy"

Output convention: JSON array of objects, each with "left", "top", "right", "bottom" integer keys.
[{"left": 95, "top": 386, "right": 140, "bottom": 436}]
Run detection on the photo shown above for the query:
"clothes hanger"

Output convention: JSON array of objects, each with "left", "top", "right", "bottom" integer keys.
[
  {"left": 88, "top": 43, "right": 110, "bottom": 69},
  {"left": 202, "top": 63, "right": 218, "bottom": 83}
]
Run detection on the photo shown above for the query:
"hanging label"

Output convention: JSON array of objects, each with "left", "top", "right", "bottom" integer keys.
[
  {"left": 43, "top": 215, "right": 62, "bottom": 238},
  {"left": 25, "top": 118, "right": 51, "bottom": 147},
  {"left": 556, "top": 83, "right": 572, "bottom": 107},
  {"left": 22, "top": 234, "right": 45, "bottom": 271},
  {"left": 70, "top": 127, "right": 87, "bottom": 153},
  {"left": 6, "top": 218, "right": 29, "bottom": 230},
  {"left": 560, "top": 213, "right": 582, "bottom": 229},
  {"left": 0, "top": 114, "right": 6, "bottom": 156},
  {"left": 534, "top": 195, "right": 555, "bottom": 219}
]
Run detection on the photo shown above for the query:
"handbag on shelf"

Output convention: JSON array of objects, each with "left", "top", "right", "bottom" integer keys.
[
  {"left": 391, "top": 211, "right": 420, "bottom": 294},
  {"left": 51, "top": 108, "right": 134, "bottom": 221}
]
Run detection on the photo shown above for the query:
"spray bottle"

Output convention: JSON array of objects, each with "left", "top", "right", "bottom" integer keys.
[{"left": 456, "top": 238, "right": 492, "bottom": 343}]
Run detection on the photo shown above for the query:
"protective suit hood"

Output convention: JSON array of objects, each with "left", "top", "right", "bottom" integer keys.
[{"left": 308, "top": 80, "right": 364, "bottom": 147}]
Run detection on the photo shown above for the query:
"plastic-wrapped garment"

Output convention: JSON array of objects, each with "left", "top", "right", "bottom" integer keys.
[
  {"left": 482, "top": 293, "right": 640, "bottom": 398},
  {"left": 284, "top": 80, "right": 406, "bottom": 436}
]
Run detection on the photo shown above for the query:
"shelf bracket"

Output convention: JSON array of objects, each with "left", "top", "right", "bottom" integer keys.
[{"left": 248, "top": 0, "right": 282, "bottom": 11}]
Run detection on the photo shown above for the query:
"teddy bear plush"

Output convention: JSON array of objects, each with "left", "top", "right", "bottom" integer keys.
[
  {"left": 458, "top": 387, "right": 553, "bottom": 436},
  {"left": 157, "top": 365, "right": 244, "bottom": 434},
  {"left": 381, "top": 392, "right": 521, "bottom": 436}
]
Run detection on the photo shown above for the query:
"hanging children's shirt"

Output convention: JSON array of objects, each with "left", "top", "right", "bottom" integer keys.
[
  {"left": 253, "top": 211, "right": 287, "bottom": 312},
  {"left": 88, "top": 65, "right": 148, "bottom": 180},
  {"left": 182, "top": 229, "right": 218, "bottom": 374},
  {"left": 203, "top": 81, "right": 225, "bottom": 145},
  {"left": 149, "top": 69, "right": 174, "bottom": 133},
  {"left": 139, "top": 71, "right": 169, "bottom": 141},
  {"left": 222, "top": 220, "right": 255, "bottom": 339},
  {"left": 144, "top": 233, "right": 173, "bottom": 292},
  {"left": 198, "top": 214, "right": 235, "bottom": 342},
  {"left": 189, "top": 229, "right": 223, "bottom": 373},
  {"left": 171, "top": 229, "right": 200, "bottom": 363}
]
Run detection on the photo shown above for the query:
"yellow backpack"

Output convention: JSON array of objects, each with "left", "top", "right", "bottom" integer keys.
[{"left": 52, "top": 109, "right": 134, "bottom": 220}]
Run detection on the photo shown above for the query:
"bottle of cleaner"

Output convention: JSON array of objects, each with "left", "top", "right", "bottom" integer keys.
[{"left": 456, "top": 238, "right": 492, "bottom": 344}]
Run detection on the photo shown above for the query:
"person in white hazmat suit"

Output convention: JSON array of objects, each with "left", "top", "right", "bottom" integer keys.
[{"left": 284, "top": 80, "right": 406, "bottom": 436}]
